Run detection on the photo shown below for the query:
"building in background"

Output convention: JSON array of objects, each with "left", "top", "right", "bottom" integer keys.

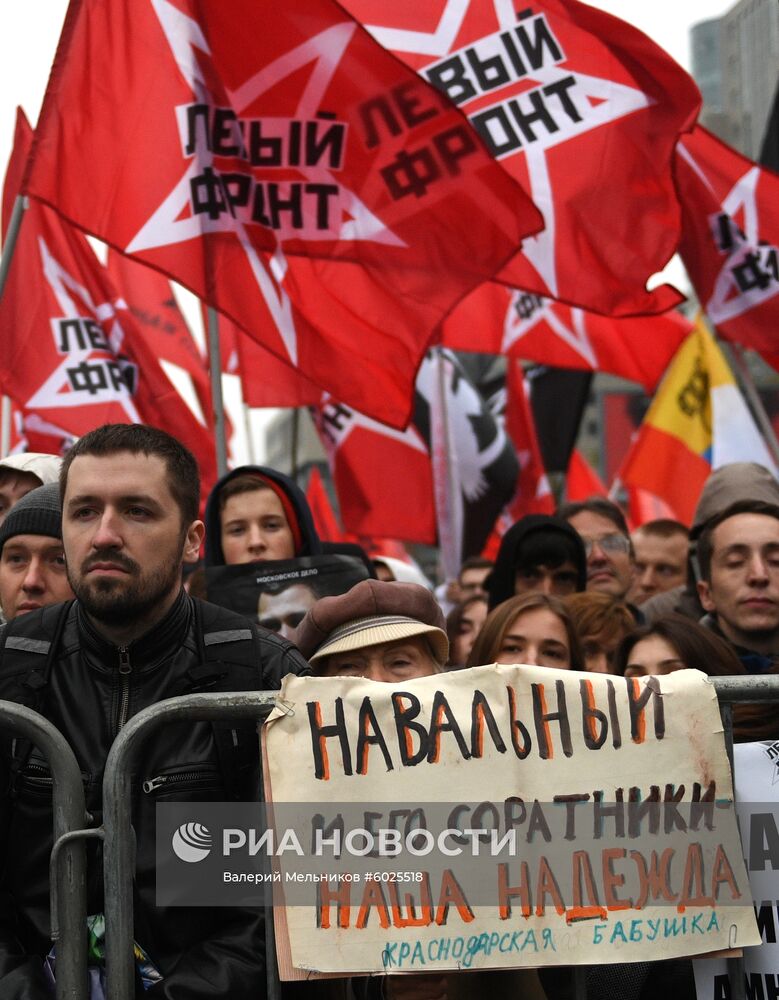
[{"left": 691, "top": 0, "right": 779, "bottom": 159}]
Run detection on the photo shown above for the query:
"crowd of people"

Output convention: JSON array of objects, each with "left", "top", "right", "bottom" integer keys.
[{"left": 0, "top": 424, "right": 776, "bottom": 998}]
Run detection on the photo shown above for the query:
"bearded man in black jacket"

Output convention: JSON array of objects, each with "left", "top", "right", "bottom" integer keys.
[{"left": 0, "top": 424, "right": 308, "bottom": 999}]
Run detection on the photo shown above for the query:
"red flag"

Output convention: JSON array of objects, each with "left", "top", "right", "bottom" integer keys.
[
  {"left": 343, "top": 0, "right": 699, "bottom": 316},
  {"left": 479, "top": 361, "right": 552, "bottom": 559},
  {"left": 204, "top": 308, "right": 323, "bottom": 408},
  {"left": 566, "top": 449, "right": 607, "bottom": 502},
  {"left": 312, "top": 350, "right": 518, "bottom": 551},
  {"left": 0, "top": 109, "right": 218, "bottom": 494},
  {"left": 358, "top": 537, "right": 412, "bottom": 561},
  {"left": 12, "top": 410, "right": 76, "bottom": 457},
  {"left": 626, "top": 486, "right": 676, "bottom": 528},
  {"left": 440, "top": 285, "right": 691, "bottom": 392},
  {"left": 313, "top": 395, "right": 436, "bottom": 543},
  {"left": 504, "top": 360, "right": 554, "bottom": 517},
  {"left": 305, "top": 466, "right": 344, "bottom": 543},
  {"left": 0, "top": 399, "right": 75, "bottom": 458},
  {"left": 675, "top": 126, "right": 779, "bottom": 368},
  {"left": 106, "top": 249, "right": 213, "bottom": 418},
  {"left": 24, "top": 0, "right": 542, "bottom": 428},
  {"left": 110, "top": 255, "right": 240, "bottom": 452},
  {"left": 618, "top": 323, "right": 776, "bottom": 525}
]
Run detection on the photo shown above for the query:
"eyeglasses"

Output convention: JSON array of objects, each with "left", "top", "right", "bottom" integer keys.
[{"left": 582, "top": 533, "right": 631, "bottom": 557}]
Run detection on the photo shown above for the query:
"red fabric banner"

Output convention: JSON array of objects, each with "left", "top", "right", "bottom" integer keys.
[
  {"left": 344, "top": 0, "right": 699, "bottom": 316},
  {"left": 25, "top": 0, "right": 542, "bottom": 428},
  {"left": 675, "top": 126, "right": 779, "bottom": 369}
]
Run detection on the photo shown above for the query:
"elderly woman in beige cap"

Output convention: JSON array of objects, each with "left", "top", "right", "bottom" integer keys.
[
  {"left": 293, "top": 581, "right": 546, "bottom": 1000},
  {"left": 294, "top": 578, "right": 448, "bottom": 682}
]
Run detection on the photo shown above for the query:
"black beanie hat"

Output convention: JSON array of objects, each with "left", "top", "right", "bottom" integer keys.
[{"left": 0, "top": 483, "right": 63, "bottom": 554}]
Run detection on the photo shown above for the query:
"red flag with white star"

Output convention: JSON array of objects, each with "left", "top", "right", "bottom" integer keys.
[
  {"left": 440, "top": 284, "right": 691, "bottom": 392},
  {"left": 675, "top": 126, "right": 779, "bottom": 369},
  {"left": 343, "top": 0, "right": 699, "bottom": 316},
  {"left": 24, "top": 0, "right": 542, "bottom": 428},
  {"left": 0, "top": 109, "right": 217, "bottom": 493}
]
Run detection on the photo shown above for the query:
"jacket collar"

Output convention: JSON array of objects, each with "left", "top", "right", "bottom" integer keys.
[
  {"left": 77, "top": 589, "right": 192, "bottom": 672},
  {"left": 701, "top": 612, "right": 779, "bottom": 673}
]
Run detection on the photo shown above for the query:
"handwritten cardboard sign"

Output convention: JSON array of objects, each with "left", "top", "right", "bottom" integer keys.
[{"left": 263, "top": 664, "right": 760, "bottom": 976}]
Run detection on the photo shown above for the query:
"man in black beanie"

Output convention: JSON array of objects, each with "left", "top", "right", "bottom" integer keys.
[
  {"left": 486, "top": 514, "right": 587, "bottom": 610},
  {"left": 0, "top": 482, "right": 73, "bottom": 620}
]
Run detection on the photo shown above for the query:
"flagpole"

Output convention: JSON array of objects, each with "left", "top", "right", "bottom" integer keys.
[
  {"left": 243, "top": 404, "right": 256, "bottom": 465},
  {"left": 0, "top": 195, "right": 27, "bottom": 306},
  {"left": 0, "top": 196, "right": 28, "bottom": 458},
  {"left": 206, "top": 307, "right": 228, "bottom": 477},
  {"left": 433, "top": 348, "right": 462, "bottom": 582},
  {"left": 0, "top": 397, "right": 11, "bottom": 456},
  {"left": 720, "top": 341, "right": 779, "bottom": 469},
  {"left": 290, "top": 407, "right": 300, "bottom": 482}
]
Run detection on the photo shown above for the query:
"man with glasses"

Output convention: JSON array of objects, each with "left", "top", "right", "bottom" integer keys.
[{"left": 558, "top": 498, "right": 635, "bottom": 603}]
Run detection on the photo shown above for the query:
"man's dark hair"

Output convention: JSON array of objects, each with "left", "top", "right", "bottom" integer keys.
[
  {"left": 557, "top": 497, "right": 630, "bottom": 537},
  {"left": 60, "top": 424, "right": 200, "bottom": 525},
  {"left": 697, "top": 499, "right": 779, "bottom": 582},
  {"left": 218, "top": 473, "right": 272, "bottom": 512},
  {"left": 634, "top": 518, "right": 690, "bottom": 540},
  {"left": 515, "top": 529, "right": 583, "bottom": 577},
  {"left": 458, "top": 556, "right": 493, "bottom": 581}
]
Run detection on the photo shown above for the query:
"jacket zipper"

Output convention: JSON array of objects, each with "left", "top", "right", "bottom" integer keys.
[
  {"left": 142, "top": 768, "right": 219, "bottom": 794},
  {"left": 22, "top": 762, "right": 54, "bottom": 788},
  {"left": 116, "top": 646, "right": 132, "bottom": 734}
]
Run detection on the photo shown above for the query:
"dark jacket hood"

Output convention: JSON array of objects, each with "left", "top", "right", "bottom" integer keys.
[
  {"left": 487, "top": 514, "right": 587, "bottom": 610},
  {"left": 204, "top": 465, "right": 322, "bottom": 567}
]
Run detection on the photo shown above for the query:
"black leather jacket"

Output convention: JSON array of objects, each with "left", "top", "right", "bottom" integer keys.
[{"left": 0, "top": 591, "right": 308, "bottom": 999}]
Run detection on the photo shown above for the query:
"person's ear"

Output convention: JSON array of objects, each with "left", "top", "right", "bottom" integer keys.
[
  {"left": 697, "top": 578, "right": 715, "bottom": 613},
  {"left": 183, "top": 520, "right": 205, "bottom": 563}
]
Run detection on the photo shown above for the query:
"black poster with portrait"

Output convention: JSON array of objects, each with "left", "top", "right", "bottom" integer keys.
[{"left": 205, "top": 555, "right": 369, "bottom": 639}]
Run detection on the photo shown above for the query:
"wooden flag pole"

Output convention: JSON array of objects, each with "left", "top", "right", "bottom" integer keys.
[{"left": 206, "top": 307, "right": 229, "bottom": 477}]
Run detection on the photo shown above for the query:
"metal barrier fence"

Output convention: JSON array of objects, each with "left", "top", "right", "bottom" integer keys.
[
  {"left": 102, "top": 692, "right": 280, "bottom": 1000},
  {"left": 4, "top": 675, "right": 779, "bottom": 1000},
  {"left": 0, "top": 700, "right": 90, "bottom": 1000}
]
